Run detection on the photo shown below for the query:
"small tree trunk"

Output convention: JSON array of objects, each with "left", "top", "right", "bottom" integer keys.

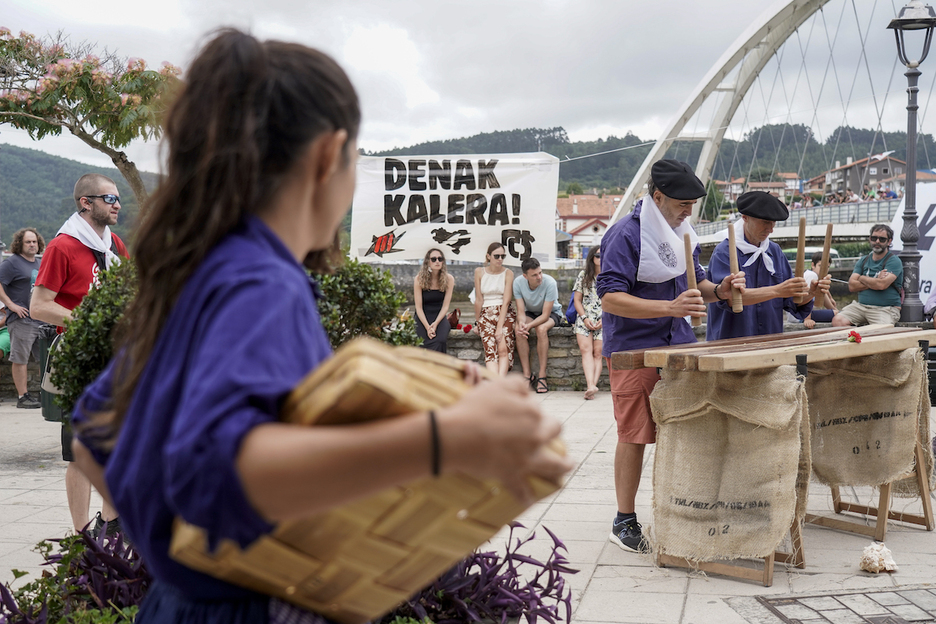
[
  {"left": 109, "top": 151, "right": 149, "bottom": 207},
  {"left": 70, "top": 127, "right": 149, "bottom": 207}
]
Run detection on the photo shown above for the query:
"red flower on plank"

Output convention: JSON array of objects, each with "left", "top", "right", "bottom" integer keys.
[{"left": 847, "top": 331, "right": 862, "bottom": 343}]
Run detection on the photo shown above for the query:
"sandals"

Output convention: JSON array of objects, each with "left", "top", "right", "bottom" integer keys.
[{"left": 535, "top": 377, "right": 549, "bottom": 394}]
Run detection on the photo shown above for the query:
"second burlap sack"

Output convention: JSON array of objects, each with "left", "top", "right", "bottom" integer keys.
[
  {"left": 650, "top": 365, "right": 808, "bottom": 562},
  {"left": 807, "top": 348, "right": 925, "bottom": 488}
]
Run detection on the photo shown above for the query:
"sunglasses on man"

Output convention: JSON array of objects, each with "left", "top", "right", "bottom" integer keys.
[
  {"left": 84, "top": 194, "right": 121, "bottom": 205},
  {"left": 868, "top": 235, "right": 890, "bottom": 243}
]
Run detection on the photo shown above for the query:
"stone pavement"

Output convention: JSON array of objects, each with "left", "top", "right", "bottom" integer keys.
[{"left": 1, "top": 393, "right": 934, "bottom": 623}]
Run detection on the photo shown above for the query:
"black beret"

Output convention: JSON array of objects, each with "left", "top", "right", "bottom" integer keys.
[
  {"left": 650, "top": 159, "right": 706, "bottom": 200},
  {"left": 737, "top": 191, "right": 789, "bottom": 221}
]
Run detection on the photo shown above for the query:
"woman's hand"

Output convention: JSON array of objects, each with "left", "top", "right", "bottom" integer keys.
[
  {"left": 438, "top": 376, "right": 574, "bottom": 504},
  {"left": 462, "top": 361, "right": 484, "bottom": 386},
  {"left": 427, "top": 324, "right": 436, "bottom": 339}
]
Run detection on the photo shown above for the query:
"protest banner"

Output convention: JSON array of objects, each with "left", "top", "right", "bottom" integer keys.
[{"left": 351, "top": 152, "right": 560, "bottom": 267}]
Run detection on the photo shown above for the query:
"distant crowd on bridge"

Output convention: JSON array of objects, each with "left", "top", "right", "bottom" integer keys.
[{"left": 789, "top": 182, "right": 901, "bottom": 209}]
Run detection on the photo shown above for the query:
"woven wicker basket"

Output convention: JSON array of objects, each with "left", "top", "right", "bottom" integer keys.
[{"left": 169, "top": 337, "right": 564, "bottom": 624}]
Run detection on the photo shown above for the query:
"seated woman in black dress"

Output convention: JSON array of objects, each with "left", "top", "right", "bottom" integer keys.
[{"left": 413, "top": 248, "right": 455, "bottom": 352}]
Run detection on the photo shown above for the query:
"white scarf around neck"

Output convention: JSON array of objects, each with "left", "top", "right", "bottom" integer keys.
[
  {"left": 637, "top": 195, "right": 698, "bottom": 284},
  {"left": 732, "top": 218, "right": 775, "bottom": 275},
  {"left": 57, "top": 212, "right": 120, "bottom": 269}
]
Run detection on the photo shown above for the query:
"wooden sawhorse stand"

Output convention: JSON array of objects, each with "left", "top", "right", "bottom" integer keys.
[
  {"left": 657, "top": 520, "right": 805, "bottom": 587},
  {"left": 805, "top": 439, "right": 935, "bottom": 541}
]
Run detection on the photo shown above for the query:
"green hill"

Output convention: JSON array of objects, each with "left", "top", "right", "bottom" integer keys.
[
  {"left": 4, "top": 121, "right": 931, "bottom": 248},
  {"left": 0, "top": 143, "right": 158, "bottom": 248},
  {"left": 369, "top": 124, "right": 936, "bottom": 194}
]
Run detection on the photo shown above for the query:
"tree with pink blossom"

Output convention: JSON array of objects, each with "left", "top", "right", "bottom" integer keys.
[{"left": 0, "top": 28, "right": 180, "bottom": 204}]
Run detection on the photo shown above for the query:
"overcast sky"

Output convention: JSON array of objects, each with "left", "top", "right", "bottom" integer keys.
[{"left": 2, "top": 0, "right": 928, "bottom": 175}]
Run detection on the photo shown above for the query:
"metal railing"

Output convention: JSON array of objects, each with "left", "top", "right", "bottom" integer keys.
[{"left": 693, "top": 199, "right": 901, "bottom": 237}]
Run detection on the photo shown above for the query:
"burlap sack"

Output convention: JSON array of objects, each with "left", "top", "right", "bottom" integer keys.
[
  {"left": 892, "top": 360, "right": 934, "bottom": 497},
  {"left": 650, "top": 365, "right": 807, "bottom": 561},
  {"left": 807, "top": 348, "right": 924, "bottom": 487}
]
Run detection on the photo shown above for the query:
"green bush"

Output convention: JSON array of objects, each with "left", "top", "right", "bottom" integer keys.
[
  {"left": 51, "top": 261, "right": 137, "bottom": 415},
  {"left": 834, "top": 242, "right": 872, "bottom": 258},
  {"left": 49, "top": 257, "right": 417, "bottom": 415},
  {"left": 314, "top": 259, "right": 420, "bottom": 349}
]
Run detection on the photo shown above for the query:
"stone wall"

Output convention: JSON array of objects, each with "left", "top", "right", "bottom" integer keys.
[
  {"left": 447, "top": 326, "right": 609, "bottom": 391},
  {"left": 0, "top": 360, "right": 41, "bottom": 399}
]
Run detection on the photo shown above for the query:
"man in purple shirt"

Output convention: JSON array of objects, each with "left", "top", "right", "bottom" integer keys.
[
  {"left": 706, "top": 191, "right": 828, "bottom": 340},
  {"left": 597, "top": 159, "right": 745, "bottom": 553}
]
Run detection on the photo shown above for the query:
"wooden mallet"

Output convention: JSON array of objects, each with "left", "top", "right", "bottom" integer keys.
[
  {"left": 726, "top": 224, "right": 743, "bottom": 313},
  {"left": 683, "top": 233, "right": 702, "bottom": 327},
  {"left": 816, "top": 223, "right": 833, "bottom": 309},
  {"left": 794, "top": 217, "right": 807, "bottom": 304}
]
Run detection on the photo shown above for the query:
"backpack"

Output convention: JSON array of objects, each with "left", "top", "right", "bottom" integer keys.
[{"left": 565, "top": 295, "right": 577, "bottom": 326}]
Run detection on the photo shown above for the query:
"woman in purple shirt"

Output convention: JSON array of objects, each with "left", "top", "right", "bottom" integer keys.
[{"left": 70, "top": 30, "right": 570, "bottom": 624}]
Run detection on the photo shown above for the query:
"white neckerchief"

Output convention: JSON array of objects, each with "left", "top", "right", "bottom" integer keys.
[
  {"left": 733, "top": 218, "right": 775, "bottom": 275},
  {"left": 57, "top": 212, "right": 120, "bottom": 269},
  {"left": 637, "top": 195, "right": 698, "bottom": 284}
]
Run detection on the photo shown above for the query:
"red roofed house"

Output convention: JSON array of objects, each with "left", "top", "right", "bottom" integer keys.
[
  {"left": 714, "top": 177, "right": 746, "bottom": 202},
  {"left": 555, "top": 194, "right": 622, "bottom": 259},
  {"left": 746, "top": 180, "right": 786, "bottom": 197}
]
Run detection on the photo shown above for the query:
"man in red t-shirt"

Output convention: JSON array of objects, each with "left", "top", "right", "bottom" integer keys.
[{"left": 32, "top": 173, "right": 129, "bottom": 535}]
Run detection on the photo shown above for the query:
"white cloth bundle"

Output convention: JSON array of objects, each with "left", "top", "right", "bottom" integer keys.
[
  {"left": 733, "top": 218, "right": 775, "bottom": 275},
  {"left": 637, "top": 195, "right": 698, "bottom": 284}
]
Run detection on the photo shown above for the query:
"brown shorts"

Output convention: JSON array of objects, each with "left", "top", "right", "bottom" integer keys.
[{"left": 606, "top": 361, "right": 660, "bottom": 444}]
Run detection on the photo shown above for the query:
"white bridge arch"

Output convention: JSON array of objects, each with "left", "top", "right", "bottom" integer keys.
[{"left": 610, "top": 0, "right": 833, "bottom": 224}]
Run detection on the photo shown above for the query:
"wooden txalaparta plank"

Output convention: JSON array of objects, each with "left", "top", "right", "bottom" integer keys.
[
  {"left": 695, "top": 329, "right": 936, "bottom": 371},
  {"left": 642, "top": 324, "right": 901, "bottom": 371},
  {"left": 610, "top": 326, "right": 846, "bottom": 371}
]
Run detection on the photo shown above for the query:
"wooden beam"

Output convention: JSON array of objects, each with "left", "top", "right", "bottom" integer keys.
[
  {"left": 804, "top": 513, "right": 877, "bottom": 538},
  {"left": 696, "top": 330, "right": 936, "bottom": 372},
  {"left": 639, "top": 324, "right": 900, "bottom": 371},
  {"left": 658, "top": 553, "right": 775, "bottom": 586},
  {"left": 644, "top": 326, "right": 902, "bottom": 370},
  {"left": 610, "top": 326, "right": 848, "bottom": 370}
]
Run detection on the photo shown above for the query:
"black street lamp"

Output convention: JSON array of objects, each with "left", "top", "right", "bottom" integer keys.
[{"left": 889, "top": 0, "right": 936, "bottom": 322}]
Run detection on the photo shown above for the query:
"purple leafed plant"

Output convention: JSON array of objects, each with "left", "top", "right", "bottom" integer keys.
[
  {"left": 60, "top": 529, "right": 150, "bottom": 610},
  {"left": 379, "top": 523, "right": 578, "bottom": 624},
  {"left": 0, "top": 528, "right": 149, "bottom": 624}
]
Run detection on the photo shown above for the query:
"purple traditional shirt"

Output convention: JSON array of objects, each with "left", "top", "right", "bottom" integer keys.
[
  {"left": 706, "top": 237, "right": 812, "bottom": 340},
  {"left": 72, "top": 216, "right": 333, "bottom": 602},
  {"left": 597, "top": 199, "right": 705, "bottom": 357}
]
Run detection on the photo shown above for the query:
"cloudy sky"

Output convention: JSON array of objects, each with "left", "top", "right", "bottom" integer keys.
[{"left": 2, "top": 0, "right": 928, "bottom": 174}]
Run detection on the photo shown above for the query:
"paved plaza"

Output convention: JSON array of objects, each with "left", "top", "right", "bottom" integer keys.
[{"left": 1, "top": 393, "right": 934, "bottom": 623}]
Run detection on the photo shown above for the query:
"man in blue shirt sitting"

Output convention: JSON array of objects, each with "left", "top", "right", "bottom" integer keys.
[{"left": 513, "top": 257, "right": 562, "bottom": 393}]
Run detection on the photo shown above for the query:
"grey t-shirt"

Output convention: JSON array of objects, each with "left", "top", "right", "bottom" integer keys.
[
  {"left": 513, "top": 273, "right": 562, "bottom": 316},
  {"left": 0, "top": 254, "right": 41, "bottom": 323}
]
